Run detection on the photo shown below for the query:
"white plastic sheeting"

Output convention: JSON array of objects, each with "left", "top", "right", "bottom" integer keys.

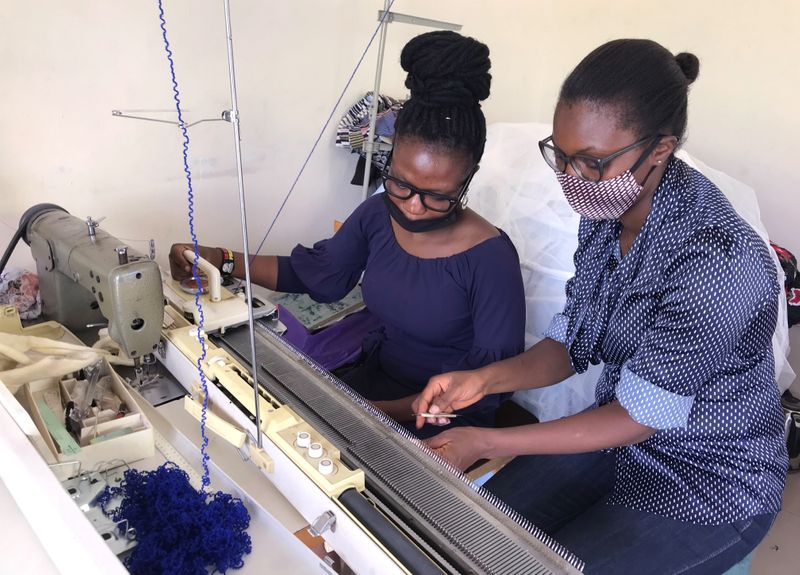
[{"left": 470, "top": 123, "right": 795, "bottom": 421}]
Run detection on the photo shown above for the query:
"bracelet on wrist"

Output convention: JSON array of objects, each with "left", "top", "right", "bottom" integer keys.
[{"left": 218, "top": 247, "right": 235, "bottom": 279}]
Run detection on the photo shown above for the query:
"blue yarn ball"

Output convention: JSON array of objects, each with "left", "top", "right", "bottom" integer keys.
[{"left": 97, "top": 463, "right": 252, "bottom": 574}]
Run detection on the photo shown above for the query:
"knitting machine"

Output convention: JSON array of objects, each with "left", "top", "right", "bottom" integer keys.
[{"left": 158, "top": 279, "right": 585, "bottom": 574}]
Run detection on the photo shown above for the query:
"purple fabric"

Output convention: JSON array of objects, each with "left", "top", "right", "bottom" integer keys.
[
  {"left": 279, "top": 306, "right": 381, "bottom": 371},
  {"left": 280, "top": 193, "right": 525, "bottom": 410}
]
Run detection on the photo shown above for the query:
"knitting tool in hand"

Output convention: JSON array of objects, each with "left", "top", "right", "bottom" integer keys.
[{"left": 414, "top": 412, "right": 461, "bottom": 419}]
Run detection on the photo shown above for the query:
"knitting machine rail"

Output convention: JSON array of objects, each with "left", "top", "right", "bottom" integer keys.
[{"left": 212, "top": 321, "right": 584, "bottom": 575}]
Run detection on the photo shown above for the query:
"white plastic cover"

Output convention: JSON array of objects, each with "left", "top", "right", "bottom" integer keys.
[{"left": 470, "top": 123, "right": 795, "bottom": 421}]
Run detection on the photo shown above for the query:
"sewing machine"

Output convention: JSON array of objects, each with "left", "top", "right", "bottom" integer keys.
[
  {"left": 21, "top": 203, "right": 163, "bottom": 384},
  {"left": 1, "top": 207, "right": 584, "bottom": 574}
]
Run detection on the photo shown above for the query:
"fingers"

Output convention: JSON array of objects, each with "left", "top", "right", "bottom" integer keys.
[
  {"left": 426, "top": 383, "right": 462, "bottom": 421},
  {"left": 168, "top": 243, "right": 197, "bottom": 280},
  {"left": 429, "top": 444, "right": 452, "bottom": 466},
  {"left": 433, "top": 416, "right": 452, "bottom": 426},
  {"left": 424, "top": 406, "right": 453, "bottom": 426},
  {"left": 414, "top": 375, "right": 449, "bottom": 429},
  {"left": 426, "top": 428, "right": 482, "bottom": 471},
  {"left": 413, "top": 391, "right": 431, "bottom": 430},
  {"left": 424, "top": 430, "right": 452, "bottom": 450},
  {"left": 168, "top": 243, "right": 187, "bottom": 269},
  {"left": 426, "top": 430, "right": 469, "bottom": 470},
  {"left": 430, "top": 390, "right": 458, "bottom": 417},
  {"left": 415, "top": 372, "right": 476, "bottom": 429},
  {"left": 413, "top": 412, "right": 452, "bottom": 428}
]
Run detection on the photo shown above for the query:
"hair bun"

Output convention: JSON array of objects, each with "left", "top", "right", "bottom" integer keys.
[
  {"left": 400, "top": 30, "right": 491, "bottom": 107},
  {"left": 674, "top": 52, "right": 700, "bottom": 84}
]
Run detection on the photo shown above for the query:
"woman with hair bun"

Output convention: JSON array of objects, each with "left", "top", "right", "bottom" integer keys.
[
  {"left": 169, "top": 31, "right": 525, "bottom": 437},
  {"left": 414, "top": 39, "right": 787, "bottom": 572}
]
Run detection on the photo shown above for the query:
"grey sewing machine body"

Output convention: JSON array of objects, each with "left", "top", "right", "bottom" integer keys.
[{"left": 21, "top": 204, "right": 163, "bottom": 366}]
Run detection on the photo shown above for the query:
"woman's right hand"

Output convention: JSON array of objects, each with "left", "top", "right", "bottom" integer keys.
[
  {"left": 412, "top": 368, "right": 491, "bottom": 430},
  {"left": 168, "top": 244, "right": 221, "bottom": 281}
]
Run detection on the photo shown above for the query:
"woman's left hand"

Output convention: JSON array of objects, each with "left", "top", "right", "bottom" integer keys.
[{"left": 425, "top": 427, "right": 489, "bottom": 471}]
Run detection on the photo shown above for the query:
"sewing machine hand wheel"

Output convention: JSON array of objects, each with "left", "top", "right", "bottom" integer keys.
[{"left": 182, "top": 249, "right": 222, "bottom": 303}]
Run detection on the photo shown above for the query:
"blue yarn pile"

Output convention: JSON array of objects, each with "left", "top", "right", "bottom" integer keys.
[{"left": 95, "top": 463, "right": 252, "bottom": 574}]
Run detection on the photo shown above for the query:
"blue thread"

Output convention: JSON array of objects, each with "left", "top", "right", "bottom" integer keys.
[
  {"left": 155, "top": 0, "right": 395, "bottom": 487},
  {"left": 96, "top": 463, "right": 252, "bottom": 574},
  {"left": 251, "top": 0, "right": 396, "bottom": 259},
  {"left": 158, "top": 0, "right": 210, "bottom": 489}
]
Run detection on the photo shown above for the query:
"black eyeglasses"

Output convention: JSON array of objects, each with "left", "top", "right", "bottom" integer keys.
[
  {"left": 539, "top": 134, "right": 663, "bottom": 182},
  {"left": 381, "top": 158, "right": 477, "bottom": 213}
]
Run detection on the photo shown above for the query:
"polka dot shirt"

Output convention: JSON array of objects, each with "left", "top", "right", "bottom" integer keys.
[{"left": 545, "top": 158, "right": 788, "bottom": 525}]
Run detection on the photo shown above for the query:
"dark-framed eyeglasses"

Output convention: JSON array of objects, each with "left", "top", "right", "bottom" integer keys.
[
  {"left": 381, "top": 157, "right": 477, "bottom": 213},
  {"left": 538, "top": 134, "right": 663, "bottom": 182}
]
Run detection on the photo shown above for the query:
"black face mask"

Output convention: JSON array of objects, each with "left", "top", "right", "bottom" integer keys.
[{"left": 382, "top": 192, "right": 460, "bottom": 233}]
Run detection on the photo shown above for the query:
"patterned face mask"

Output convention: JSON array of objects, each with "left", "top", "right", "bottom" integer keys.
[{"left": 555, "top": 169, "right": 645, "bottom": 220}]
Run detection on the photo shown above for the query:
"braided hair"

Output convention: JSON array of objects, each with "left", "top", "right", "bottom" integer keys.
[
  {"left": 560, "top": 39, "right": 700, "bottom": 145},
  {"left": 394, "top": 30, "right": 491, "bottom": 164}
]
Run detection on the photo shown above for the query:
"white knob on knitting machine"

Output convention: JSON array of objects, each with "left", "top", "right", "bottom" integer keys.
[
  {"left": 308, "top": 442, "right": 323, "bottom": 459},
  {"left": 318, "top": 459, "right": 334, "bottom": 476},
  {"left": 189, "top": 327, "right": 206, "bottom": 340},
  {"left": 296, "top": 431, "right": 311, "bottom": 448}
]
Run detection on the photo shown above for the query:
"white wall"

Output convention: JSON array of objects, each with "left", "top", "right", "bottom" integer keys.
[
  {"left": 1, "top": 0, "right": 386, "bottom": 270},
  {"left": 3, "top": 0, "right": 799, "bottom": 374}
]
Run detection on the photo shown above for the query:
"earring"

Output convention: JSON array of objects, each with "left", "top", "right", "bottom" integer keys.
[
  {"left": 461, "top": 195, "right": 469, "bottom": 209},
  {"left": 657, "top": 160, "right": 663, "bottom": 164}
]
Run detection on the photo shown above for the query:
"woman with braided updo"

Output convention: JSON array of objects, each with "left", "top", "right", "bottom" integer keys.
[{"left": 170, "top": 31, "right": 525, "bottom": 437}]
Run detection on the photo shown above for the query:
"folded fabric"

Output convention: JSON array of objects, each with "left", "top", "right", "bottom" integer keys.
[{"left": 0, "top": 332, "right": 120, "bottom": 389}]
